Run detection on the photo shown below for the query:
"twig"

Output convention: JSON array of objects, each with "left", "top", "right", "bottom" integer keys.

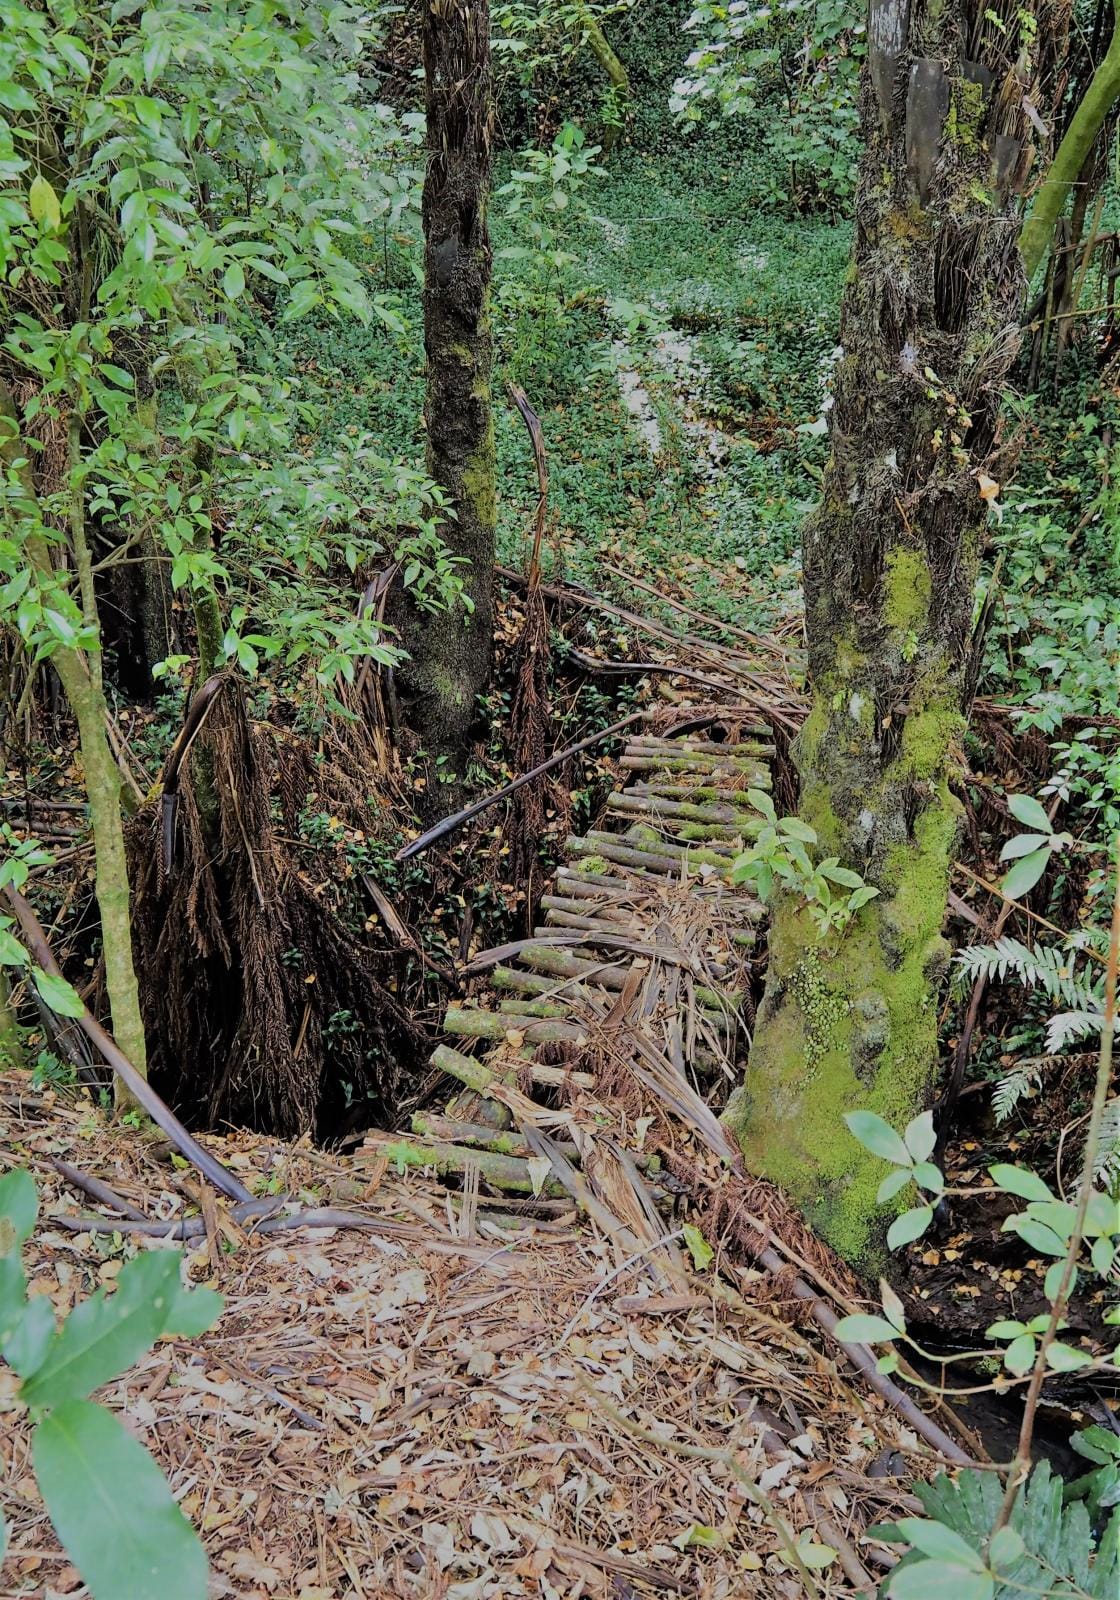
[
  {"left": 395, "top": 708, "right": 650, "bottom": 861},
  {"left": 46, "top": 1157, "right": 149, "bottom": 1221},
  {"left": 2, "top": 886, "right": 252, "bottom": 1204}
]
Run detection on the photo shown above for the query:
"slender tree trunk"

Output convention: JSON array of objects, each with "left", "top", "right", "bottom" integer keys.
[
  {"left": 1, "top": 382, "right": 148, "bottom": 1090},
  {"left": 575, "top": 5, "right": 630, "bottom": 151},
  {"left": 725, "top": 0, "right": 1046, "bottom": 1265},
  {"left": 393, "top": 0, "right": 495, "bottom": 784},
  {"left": 0, "top": 970, "right": 23, "bottom": 1070},
  {"left": 1020, "top": 0, "right": 1120, "bottom": 280}
]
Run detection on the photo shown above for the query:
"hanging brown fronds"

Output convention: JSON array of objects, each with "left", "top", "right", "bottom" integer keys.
[{"left": 129, "top": 678, "right": 427, "bottom": 1138}]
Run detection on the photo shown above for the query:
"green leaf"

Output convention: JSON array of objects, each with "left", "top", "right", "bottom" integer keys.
[
  {"left": 988, "top": 1526, "right": 1024, "bottom": 1568},
  {"left": 0, "top": 1169, "right": 39, "bottom": 1253},
  {"left": 682, "top": 1223, "right": 713, "bottom": 1271},
  {"left": 1005, "top": 1216, "right": 1067, "bottom": 1256},
  {"left": 1044, "top": 1258, "right": 1075, "bottom": 1303},
  {"left": 33, "top": 1400, "right": 208, "bottom": 1600},
  {"left": 985, "top": 1320, "right": 1026, "bottom": 1339},
  {"left": 28, "top": 174, "right": 61, "bottom": 230},
  {"left": 746, "top": 788, "right": 776, "bottom": 823},
  {"left": 1092, "top": 1236, "right": 1116, "bottom": 1278},
  {"left": 1006, "top": 792, "right": 1052, "bottom": 833},
  {"left": 911, "top": 1163, "right": 944, "bottom": 1195},
  {"left": 0, "top": 928, "right": 27, "bottom": 965},
  {"left": 1000, "top": 848, "right": 1049, "bottom": 900},
  {"left": 904, "top": 1111, "right": 936, "bottom": 1164},
  {"left": 989, "top": 1165, "right": 1053, "bottom": 1202},
  {"left": 833, "top": 1313, "right": 901, "bottom": 1344},
  {"left": 1044, "top": 1340, "right": 1092, "bottom": 1372},
  {"left": 887, "top": 1206, "right": 933, "bottom": 1250},
  {"left": 223, "top": 260, "right": 245, "bottom": 300},
  {"left": 3, "top": 1294, "right": 56, "bottom": 1377},
  {"left": 844, "top": 1111, "right": 910, "bottom": 1166},
  {"left": 161, "top": 1282, "right": 222, "bottom": 1340},
  {"left": 31, "top": 967, "right": 84, "bottom": 1019},
  {"left": 999, "top": 832, "right": 1051, "bottom": 861},
  {"left": 889, "top": 1561, "right": 993, "bottom": 1600},
  {"left": 779, "top": 816, "right": 817, "bottom": 843},
  {"left": 877, "top": 1168, "right": 912, "bottom": 1204},
  {"left": 21, "top": 1252, "right": 180, "bottom": 1408},
  {"left": 894, "top": 1518, "right": 986, "bottom": 1570},
  {"left": 1003, "top": 1333, "right": 1037, "bottom": 1374}
]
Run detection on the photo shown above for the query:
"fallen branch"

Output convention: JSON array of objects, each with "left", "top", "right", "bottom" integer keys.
[
  {"left": 395, "top": 708, "right": 650, "bottom": 861},
  {"left": 3, "top": 886, "right": 252, "bottom": 1204}
]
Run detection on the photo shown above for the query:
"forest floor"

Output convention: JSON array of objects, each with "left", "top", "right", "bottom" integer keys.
[{"left": 1, "top": 1074, "right": 938, "bottom": 1600}]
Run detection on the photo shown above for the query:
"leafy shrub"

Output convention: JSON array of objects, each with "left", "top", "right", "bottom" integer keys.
[{"left": 0, "top": 1170, "right": 221, "bottom": 1600}]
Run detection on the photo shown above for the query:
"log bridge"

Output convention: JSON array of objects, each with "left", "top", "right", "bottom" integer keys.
[{"left": 363, "top": 724, "right": 776, "bottom": 1203}]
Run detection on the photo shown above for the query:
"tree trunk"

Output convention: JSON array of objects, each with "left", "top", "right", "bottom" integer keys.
[
  {"left": 725, "top": 0, "right": 1045, "bottom": 1265},
  {"left": 393, "top": 0, "right": 496, "bottom": 785},
  {"left": 1020, "top": 0, "right": 1120, "bottom": 280}
]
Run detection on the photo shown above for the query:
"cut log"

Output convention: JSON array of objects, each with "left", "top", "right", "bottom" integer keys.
[
  {"left": 433, "top": 1041, "right": 596, "bottom": 1092},
  {"left": 608, "top": 791, "right": 764, "bottom": 829}
]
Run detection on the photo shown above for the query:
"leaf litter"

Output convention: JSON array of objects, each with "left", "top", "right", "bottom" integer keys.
[{"left": 0, "top": 1072, "right": 955, "bottom": 1599}]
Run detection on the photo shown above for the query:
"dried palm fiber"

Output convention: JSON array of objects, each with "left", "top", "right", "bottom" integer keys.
[
  {"left": 505, "top": 384, "right": 564, "bottom": 921},
  {"left": 128, "top": 676, "right": 425, "bottom": 1137}
]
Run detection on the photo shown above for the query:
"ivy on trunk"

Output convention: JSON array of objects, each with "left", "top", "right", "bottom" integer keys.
[{"left": 726, "top": 0, "right": 1067, "bottom": 1265}]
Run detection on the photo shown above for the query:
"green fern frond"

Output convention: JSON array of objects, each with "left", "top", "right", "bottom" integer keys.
[{"left": 954, "top": 937, "right": 1103, "bottom": 1014}]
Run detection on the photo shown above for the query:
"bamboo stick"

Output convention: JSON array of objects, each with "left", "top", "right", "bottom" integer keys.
[
  {"left": 607, "top": 791, "right": 764, "bottom": 828},
  {"left": 444, "top": 1007, "right": 588, "bottom": 1043},
  {"left": 364, "top": 1132, "right": 566, "bottom": 1195},
  {"left": 433, "top": 1041, "right": 596, "bottom": 1092}
]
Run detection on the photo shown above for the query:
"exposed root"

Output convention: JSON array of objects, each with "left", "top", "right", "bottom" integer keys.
[{"left": 129, "top": 680, "right": 427, "bottom": 1138}]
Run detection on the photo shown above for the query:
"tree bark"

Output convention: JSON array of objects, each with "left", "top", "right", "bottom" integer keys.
[
  {"left": 393, "top": 0, "right": 496, "bottom": 785},
  {"left": 726, "top": 0, "right": 1044, "bottom": 1265}
]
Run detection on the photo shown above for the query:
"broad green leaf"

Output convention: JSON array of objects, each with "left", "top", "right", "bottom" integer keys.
[
  {"left": 911, "top": 1163, "right": 944, "bottom": 1195},
  {"left": 880, "top": 1278, "right": 906, "bottom": 1332},
  {"left": 1045, "top": 1259, "right": 1076, "bottom": 1303},
  {"left": 1006, "top": 793, "right": 1051, "bottom": 833},
  {"left": 1003, "top": 1333, "right": 1037, "bottom": 1374},
  {"left": 29, "top": 174, "right": 61, "bottom": 230},
  {"left": 682, "top": 1223, "right": 713, "bottom": 1271},
  {"left": 223, "top": 260, "right": 245, "bottom": 300},
  {"left": 779, "top": 816, "right": 817, "bottom": 843},
  {"left": 31, "top": 968, "right": 84, "bottom": 1018},
  {"left": 999, "top": 832, "right": 1051, "bottom": 861},
  {"left": 894, "top": 1518, "right": 986, "bottom": 1570},
  {"left": 904, "top": 1111, "right": 936, "bottom": 1164},
  {"left": 877, "top": 1168, "right": 912, "bottom": 1204},
  {"left": 989, "top": 1526, "right": 1024, "bottom": 1568},
  {"left": 1045, "top": 1340, "right": 1092, "bottom": 1372},
  {"left": 833, "top": 1313, "right": 900, "bottom": 1344},
  {"left": 887, "top": 1206, "right": 933, "bottom": 1250},
  {"left": 889, "top": 1560, "right": 993, "bottom": 1600},
  {"left": 1000, "top": 848, "right": 1049, "bottom": 900},
  {"left": 0, "top": 1169, "right": 38, "bottom": 1252},
  {"left": 1092, "top": 1236, "right": 1116, "bottom": 1278},
  {"left": 986, "top": 1320, "right": 1026, "bottom": 1339},
  {"left": 0, "top": 928, "right": 26, "bottom": 965},
  {"left": 746, "top": 788, "right": 776, "bottom": 823},
  {"left": 21, "top": 1252, "right": 180, "bottom": 1408},
  {"left": 989, "top": 1165, "right": 1053, "bottom": 1202},
  {"left": 1004, "top": 1215, "right": 1067, "bottom": 1256},
  {"left": 3, "top": 1293, "right": 55, "bottom": 1377},
  {"left": 844, "top": 1111, "right": 910, "bottom": 1166},
  {"left": 161, "top": 1281, "right": 222, "bottom": 1339},
  {"left": 33, "top": 1399, "right": 208, "bottom": 1600}
]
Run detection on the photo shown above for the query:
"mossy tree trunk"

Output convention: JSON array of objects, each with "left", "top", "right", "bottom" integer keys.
[
  {"left": 725, "top": 0, "right": 1047, "bottom": 1265},
  {"left": 394, "top": 0, "right": 496, "bottom": 785}
]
